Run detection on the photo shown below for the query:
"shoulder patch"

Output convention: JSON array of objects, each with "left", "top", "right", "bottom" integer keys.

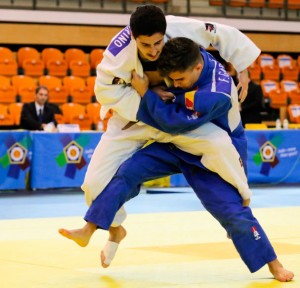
[
  {"left": 107, "top": 26, "right": 132, "bottom": 56},
  {"left": 205, "top": 23, "right": 216, "bottom": 33}
]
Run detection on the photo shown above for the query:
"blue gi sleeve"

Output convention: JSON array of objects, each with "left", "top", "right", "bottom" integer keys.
[{"left": 137, "top": 88, "right": 231, "bottom": 134}]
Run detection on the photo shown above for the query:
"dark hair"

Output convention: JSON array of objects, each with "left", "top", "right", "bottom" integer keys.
[
  {"left": 157, "top": 37, "right": 202, "bottom": 77},
  {"left": 36, "top": 85, "right": 49, "bottom": 94},
  {"left": 130, "top": 5, "right": 166, "bottom": 38}
]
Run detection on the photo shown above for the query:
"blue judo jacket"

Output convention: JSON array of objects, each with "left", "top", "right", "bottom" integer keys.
[{"left": 137, "top": 48, "right": 244, "bottom": 139}]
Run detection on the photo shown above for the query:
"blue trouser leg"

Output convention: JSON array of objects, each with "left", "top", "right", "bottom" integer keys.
[
  {"left": 84, "top": 143, "right": 182, "bottom": 230},
  {"left": 180, "top": 162, "right": 277, "bottom": 273},
  {"left": 85, "top": 142, "right": 277, "bottom": 273}
]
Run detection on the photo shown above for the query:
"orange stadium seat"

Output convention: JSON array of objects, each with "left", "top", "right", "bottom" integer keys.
[
  {"left": 0, "top": 47, "right": 14, "bottom": 60},
  {"left": 261, "top": 65, "right": 280, "bottom": 81},
  {"left": 69, "top": 59, "right": 91, "bottom": 77},
  {"left": 59, "top": 102, "right": 86, "bottom": 124},
  {"left": 18, "top": 86, "right": 37, "bottom": 103},
  {"left": 0, "top": 76, "right": 17, "bottom": 104},
  {"left": 39, "top": 75, "right": 69, "bottom": 104},
  {"left": 268, "top": 0, "right": 284, "bottom": 8},
  {"left": 86, "top": 102, "right": 112, "bottom": 131},
  {"left": 22, "top": 58, "right": 45, "bottom": 77},
  {"left": 288, "top": 104, "right": 300, "bottom": 123},
  {"left": 90, "top": 48, "right": 104, "bottom": 71},
  {"left": 8, "top": 102, "right": 23, "bottom": 126},
  {"left": 86, "top": 76, "right": 96, "bottom": 96},
  {"left": 228, "top": 0, "right": 247, "bottom": 6},
  {"left": 209, "top": 0, "right": 224, "bottom": 5},
  {"left": 248, "top": 62, "right": 261, "bottom": 81},
  {"left": 281, "top": 66, "right": 299, "bottom": 81},
  {"left": 260, "top": 79, "right": 279, "bottom": 98},
  {"left": 268, "top": 89, "right": 288, "bottom": 109},
  {"left": 0, "top": 58, "right": 18, "bottom": 76},
  {"left": 258, "top": 53, "right": 275, "bottom": 68},
  {"left": 41, "top": 48, "right": 64, "bottom": 66},
  {"left": 277, "top": 54, "right": 295, "bottom": 68},
  {"left": 46, "top": 59, "right": 68, "bottom": 77},
  {"left": 288, "top": 89, "right": 300, "bottom": 105},
  {"left": 248, "top": 0, "right": 266, "bottom": 8},
  {"left": 12, "top": 75, "right": 36, "bottom": 92},
  {"left": 0, "top": 104, "right": 14, "bottom": 126},
  {"left": 288, "top": 0, "right": 300, "bottom": 15},
  {"left": 65, "top": 48, "right": 86, "bottom": 66},
  {"left": 17, "top": 47, "right": 40, "bottom": 68},
  {"left": 63, "top": 76, "right": 85, "bottom": 91},
  {"left": 86, "top": 102, "right": 101, "bottom": 124},
  {"left": 12, "top": 75, "right": 37, "bottom": 103},
  {"left": 70, "top": 86, "right": 92, "bottom": 104},
  {"left": 280, "top": 80, "right": 298, "bottom": 95},
  {"left": 39, "top": 75, "right": 62, "bottom": 89},
  {"left": 70, "top": 113, "right": 93, "bottom": 131}
]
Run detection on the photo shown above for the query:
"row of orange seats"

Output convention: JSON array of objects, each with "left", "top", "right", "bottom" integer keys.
[
  {"left": 260, "top": 80, "right": 300, "bottom": 118},
  {"left": 0, "top": 46, "right": 104, "bottom": 78},
  {"left": 249, "top": 54, "right": 300, "bottom": 82},
  {"left": 0, "top": 75, "right": 96, "bottom": 105},
  {"left": 0, "top": 102, "right": 113, "bottom": 131},
  {"left": 209, "top": 0, "right": 300, "bottom": 11}
]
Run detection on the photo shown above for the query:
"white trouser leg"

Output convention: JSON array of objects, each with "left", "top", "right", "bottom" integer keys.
[
  {"left": 170, "top": 122, "right": 251, "bottom": 200},
  {"left": 82, "top": 114, "right": 148, "bottom": 206}
]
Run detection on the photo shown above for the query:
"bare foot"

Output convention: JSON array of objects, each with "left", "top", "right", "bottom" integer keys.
[
  {"left": 58, "top": 222, "right": 97, "bottom": 247},
  {"left": 268, "top": 259, "right": 294, "bottom": 282},
  {"left": 101, "top": 225, "right": 127, "bottom": 268}
]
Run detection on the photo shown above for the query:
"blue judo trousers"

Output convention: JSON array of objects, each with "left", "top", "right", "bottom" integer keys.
[{"left": 85, "top": 142, "right": 277, "bottom": 273}]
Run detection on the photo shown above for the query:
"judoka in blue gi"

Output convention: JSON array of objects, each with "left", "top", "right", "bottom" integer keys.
[{"left": 59, "top": 38, "right": 293, "bottom": 282}]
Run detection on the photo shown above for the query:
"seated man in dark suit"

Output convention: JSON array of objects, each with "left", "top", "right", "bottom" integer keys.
[{"left": 20, "top": 85, "right": 59, "bottom": 131}]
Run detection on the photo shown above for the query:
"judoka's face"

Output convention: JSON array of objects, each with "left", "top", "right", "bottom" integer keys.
[
  {"left": 135, "top": 33, "right": 165, "bottom": 62},
  {"left": 169, "top": 63, "right": 202, "bottom": 89}
]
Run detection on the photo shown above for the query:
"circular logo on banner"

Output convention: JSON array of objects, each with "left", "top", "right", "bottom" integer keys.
[
  {"left": 260, "top": 141, "right": 276, "bottom": 162},
  {"left": 8, "top": 143, "right": 27, "bottom": 164},
  {"left": 63, "top": 141, "right": 83, "bottom": 164}
]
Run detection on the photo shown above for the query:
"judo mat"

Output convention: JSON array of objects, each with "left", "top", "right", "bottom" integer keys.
[{"left": 1, "top": 204, "right": 299, "bottom": 288}]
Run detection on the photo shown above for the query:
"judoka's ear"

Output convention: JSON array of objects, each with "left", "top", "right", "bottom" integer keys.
[{"left": 195, "top": 62, "right": 203, "bottom": 74}]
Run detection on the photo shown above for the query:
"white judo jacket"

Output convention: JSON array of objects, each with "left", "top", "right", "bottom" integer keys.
[{"left": 95, "top": 15, "right": 261, "bottom": 122}]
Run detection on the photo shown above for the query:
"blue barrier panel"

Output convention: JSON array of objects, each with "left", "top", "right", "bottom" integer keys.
[
  {"left": 30, "top": 132, "right": 102, "bottom": 189},
  {"left": 247, "top": 130, "right": 300, "bottom": 184},
  {"left": 0, "top": 131, "right": 31, "bottom": 190}
]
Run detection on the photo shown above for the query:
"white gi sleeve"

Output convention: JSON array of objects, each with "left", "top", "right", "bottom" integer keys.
[
  {"left": 94, "top": 44, "right": 141, "bottom": 122},
  {"left": 166, "top": 15, "right": 261, "bottom": 72}
]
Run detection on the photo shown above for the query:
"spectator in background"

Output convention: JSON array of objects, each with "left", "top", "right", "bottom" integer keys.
[
  {"left": 20, "top": 85, "right": 59, "bottom": 131},
  {"left": 224, "top": 64, "right": 263, "bottom": 127},
  {"left": 239, "top": 71, "right": 264, "bottom": 126}
]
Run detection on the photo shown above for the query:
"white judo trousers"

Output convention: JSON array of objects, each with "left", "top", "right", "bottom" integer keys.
[{"left": 82, "top": 114, "right": 250, "bottom": 226}]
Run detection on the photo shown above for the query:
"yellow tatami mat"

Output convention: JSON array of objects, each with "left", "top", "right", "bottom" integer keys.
[{"left": 1, "top": 207, "right": 299, "bottom": 288}]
